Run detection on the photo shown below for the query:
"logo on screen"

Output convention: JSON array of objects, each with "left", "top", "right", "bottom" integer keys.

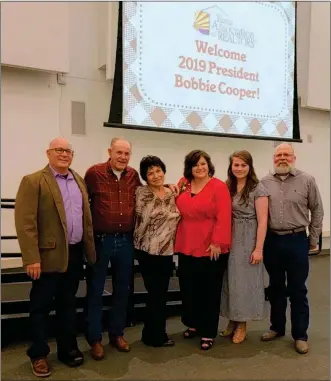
[{"left": 193, "top": 6, "right": 255, "bottom": 48}]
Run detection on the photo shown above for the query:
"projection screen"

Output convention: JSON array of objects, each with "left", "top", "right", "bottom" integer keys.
[{"left": 106, "top": 2, "right": 301, "bottom": 142}]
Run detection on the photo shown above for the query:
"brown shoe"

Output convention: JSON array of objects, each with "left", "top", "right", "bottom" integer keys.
[
  {"left": 295, "top": 340, "right": 308, "bottom": 354},
  {"left": 110, "top": 336, "right": 131, "bottom": 352},
  {"left": 90, "top": 342, "right": 105, "bottom": 360},
  {"left": 31, "top": 358, "right": 51, "bottom": 378},
  {"left": 232, "top": 323, "right": 247, "bottom": 344},
  {"left": 261, "top": 330, "right": 284, "bottom": 341}
]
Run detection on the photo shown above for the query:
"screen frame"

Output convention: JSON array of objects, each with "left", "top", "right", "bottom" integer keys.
[{"left": 106, "top": 2, "right": 302, "bottom": 143}]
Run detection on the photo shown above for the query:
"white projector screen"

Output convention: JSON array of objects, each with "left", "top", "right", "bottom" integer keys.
[{"left": 107, "top": 2, "right": 300, "bottom": 141}]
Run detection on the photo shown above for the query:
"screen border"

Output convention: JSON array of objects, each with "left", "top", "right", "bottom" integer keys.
[{"left": 106, "top": 2, "right": 302, "bottom": 143}]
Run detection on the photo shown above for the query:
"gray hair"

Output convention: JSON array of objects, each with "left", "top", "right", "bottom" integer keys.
[{"left": 110, "top": 137, "right": 132, "bottom": 149}]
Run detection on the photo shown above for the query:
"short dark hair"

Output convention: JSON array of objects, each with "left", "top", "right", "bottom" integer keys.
[
  {"left": 184, "top": 150, "right": 215, "bottom": 181},
  {"left": 139, "top": 155, "right": 166, "bottom": 182}
]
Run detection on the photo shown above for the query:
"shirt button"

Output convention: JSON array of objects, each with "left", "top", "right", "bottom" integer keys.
[
  {"left": 120, "top": 213, "right": 122, "bottom": 216},
  {"left": 120, "top": 202, "right": 122, "bottom": 204},
  {"left": 119, "top": 224, "right": 122, "bottom": 227}
]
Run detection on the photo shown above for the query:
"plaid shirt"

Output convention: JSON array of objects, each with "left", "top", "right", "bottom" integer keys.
[{"left": 84, "top": 160, "right": 142, "bottom": 234}]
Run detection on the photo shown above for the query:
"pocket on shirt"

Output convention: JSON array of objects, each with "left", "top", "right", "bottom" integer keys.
[
  {"left": 95, "top": 189, "right": 109, "bottom": 203},
  {"left": 291, "top": 189, "right": 307, "bottom": 206},
  {"left": 39, "top": 238, "right": 56, "bottom": 249}
]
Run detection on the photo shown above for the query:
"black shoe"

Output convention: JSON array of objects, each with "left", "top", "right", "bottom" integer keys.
[
  {"left": 57, "top": 349, "right": 84, "bottom": 367},
  {"left": 142, "top": 339, "right": 175, "bottom": 347},
  {"left": 183, "top": 328, "right": 198, "bottom": 339},
  {"left": 162, "top": 339, "right": 175, "bottom": 347}
]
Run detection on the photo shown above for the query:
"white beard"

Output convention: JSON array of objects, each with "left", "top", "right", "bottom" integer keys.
[{"left": 274, "top": 164, "right": 294, "bottom": 175}]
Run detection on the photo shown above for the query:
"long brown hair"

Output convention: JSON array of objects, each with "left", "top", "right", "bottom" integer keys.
[{"left": 226, "top": 150, "right": 259, "bottom": 205}]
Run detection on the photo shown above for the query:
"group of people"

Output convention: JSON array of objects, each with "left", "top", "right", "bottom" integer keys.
[{"left": 14, "top": 136, "right": 323, "bottom": 377}]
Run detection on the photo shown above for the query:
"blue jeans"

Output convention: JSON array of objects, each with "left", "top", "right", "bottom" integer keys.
[
  {"left": 264, "top": 230, "right": 309, "bottom": 341},
  {"left": 86, "top": 233, "right": 133, "bottom": 344}
]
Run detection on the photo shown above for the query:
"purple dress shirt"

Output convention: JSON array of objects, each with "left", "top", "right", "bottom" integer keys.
[{"left": 50, "top": 166, "right": 83, "bottom": 244}]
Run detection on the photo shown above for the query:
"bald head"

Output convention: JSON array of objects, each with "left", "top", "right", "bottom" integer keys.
[
  {"left": 49, "top": 137, "right": 72, "bottom": 150},
  {"left": 273, "top": 143, "right": 296, "bottom": 174},
  {"left": 274, "top": 143, "right": 294, "bottom": 156},
  {"left": 47, "top": 137, "right": 74, "bottom": 174}
]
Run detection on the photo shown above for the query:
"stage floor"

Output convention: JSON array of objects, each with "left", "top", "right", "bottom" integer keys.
[{"left": 2, "top": 255, "right": 329, "bottom": 381}]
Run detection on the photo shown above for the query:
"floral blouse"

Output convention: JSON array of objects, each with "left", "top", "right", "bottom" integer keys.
[{"left": 134, "top": 186, "right": 181, "bottom": 256}]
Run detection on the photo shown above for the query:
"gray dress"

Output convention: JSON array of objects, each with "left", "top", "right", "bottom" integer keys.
[{"left": 220, "top": 182, "right": 269, "bottom": 322}]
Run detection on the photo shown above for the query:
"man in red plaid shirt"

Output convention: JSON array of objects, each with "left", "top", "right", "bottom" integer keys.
[{"left": 84, "top": 137, "right": 177, "bottom": 360}]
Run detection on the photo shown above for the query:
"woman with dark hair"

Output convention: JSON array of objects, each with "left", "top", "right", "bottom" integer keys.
[
  {"left": 134, "top": 156, "right": 180, "bottom": 347},
  {"left": 220, "top": 150, "right": 269, "bottom": 343},
  {"left": 175, "top": 150, "right": 232, "bottom": 351}
]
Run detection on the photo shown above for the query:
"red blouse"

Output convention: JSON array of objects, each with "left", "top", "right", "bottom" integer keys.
[{"left": 174, "top": 177, "right": 232, "bottom": 258}]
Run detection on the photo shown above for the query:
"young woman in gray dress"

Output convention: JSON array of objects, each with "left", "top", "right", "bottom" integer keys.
[{"left": 220, "top": 150, "right": 269, "bottom": 344}]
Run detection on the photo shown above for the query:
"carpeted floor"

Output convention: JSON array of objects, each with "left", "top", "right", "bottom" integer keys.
[{"left": 2, "top": 255, "right": 329, "bottom": 380}]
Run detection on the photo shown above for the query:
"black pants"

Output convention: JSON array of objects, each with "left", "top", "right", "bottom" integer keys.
[
  {"left": 264, "top": 231, "right": 309, "bottom": 341},
  {"left": 136, "top": 250, "right": 173, "bottom": 346},
  {"left": 26, "top": 244, "right": 83, "bottom": 359},
  {"left": 178, "top": 253, "right": 229, "bottom": 338}
]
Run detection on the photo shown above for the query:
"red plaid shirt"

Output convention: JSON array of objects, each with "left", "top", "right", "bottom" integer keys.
[{"left": 84, "top": 160, "right": 142, "bottom": 234}]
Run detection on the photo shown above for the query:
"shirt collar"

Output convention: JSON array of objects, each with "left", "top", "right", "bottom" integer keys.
[
  {"left": 106, "top": 159, "right": 127, "bottom": 176},
  {"left": 272, "top": 167, "right": 297, "bottom": 177},
  {"left": 49, "top": 165, "right": 73, "bottom": 179}
]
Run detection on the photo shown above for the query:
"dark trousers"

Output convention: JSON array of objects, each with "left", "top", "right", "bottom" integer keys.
[
  {"left": 178, "top": 253, "right": 229, "bottom": 338},
  {"left": 86, "top": 233, "right": 133, "bottom": 344},
  {"left": 264, "top": 231, "right": 309, "bottom": 341},
  {"left": 26, "top": 243, "right": 83, "bottom": 359},
  {"left": 136, "top": 250, "right": 173, "bottom": 346}
]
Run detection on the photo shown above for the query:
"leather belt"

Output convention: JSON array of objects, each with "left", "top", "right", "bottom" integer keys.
[{"left": 270, "top": 227, "right": 306, "bottom": 236}]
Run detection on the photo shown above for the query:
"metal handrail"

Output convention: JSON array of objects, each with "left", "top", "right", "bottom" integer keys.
[
  {"left": 1, "top": 198, "right": 15, "bottom": 210},
  {"left": 1, "top": 199, "right": 19, "bottom": 258},
  {"left": 0, "top": 199, "right": 324, "bottom": 257},
  {"left": 1, "top": 204, "right": 15, "bottom": 209}
]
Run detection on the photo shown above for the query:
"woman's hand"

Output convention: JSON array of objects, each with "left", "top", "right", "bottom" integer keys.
[
  {"left": 168, "top": 184, "right": 179, "bottom": 196},
  {"left": 206, "top": 244, "right": 221, "bottom": 260},
  {"left": 250, "top": 249, "right": 263, "bottom": 265}
]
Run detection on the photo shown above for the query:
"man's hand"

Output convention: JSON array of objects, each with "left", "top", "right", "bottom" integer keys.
[
  {"left": 168, "top": 184, "right": 179, "bottom": 196},
  {"left": 206, "top": 244, "right": 221, "bottom": 260},
  {"left": 250, "top": 249, "right": 263, "bottom": 264},
  {"left": 26, "top": 263, "right": 41, "bottom": 280}
]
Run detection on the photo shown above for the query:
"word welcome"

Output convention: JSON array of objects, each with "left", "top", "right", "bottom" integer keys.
[{"left": 195, "top": 40, "right": 247, "bottom": 62}]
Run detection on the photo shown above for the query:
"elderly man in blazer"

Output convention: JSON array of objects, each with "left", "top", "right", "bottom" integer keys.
[{"left": 15, "top": 137, "right": 96, "bottom": 378}]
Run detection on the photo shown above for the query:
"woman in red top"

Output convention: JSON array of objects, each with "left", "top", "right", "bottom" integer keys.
[{"left": 175, "top": 150, "right": 232, "bottom": 350}]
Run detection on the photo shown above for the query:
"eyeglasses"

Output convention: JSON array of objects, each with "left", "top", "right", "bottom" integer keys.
[
  {"left": 49, "top": 148, "right": 74, "bottom": 155},
  {"left": 274, "top": 153, "right": 293, "bottom": 159}
]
